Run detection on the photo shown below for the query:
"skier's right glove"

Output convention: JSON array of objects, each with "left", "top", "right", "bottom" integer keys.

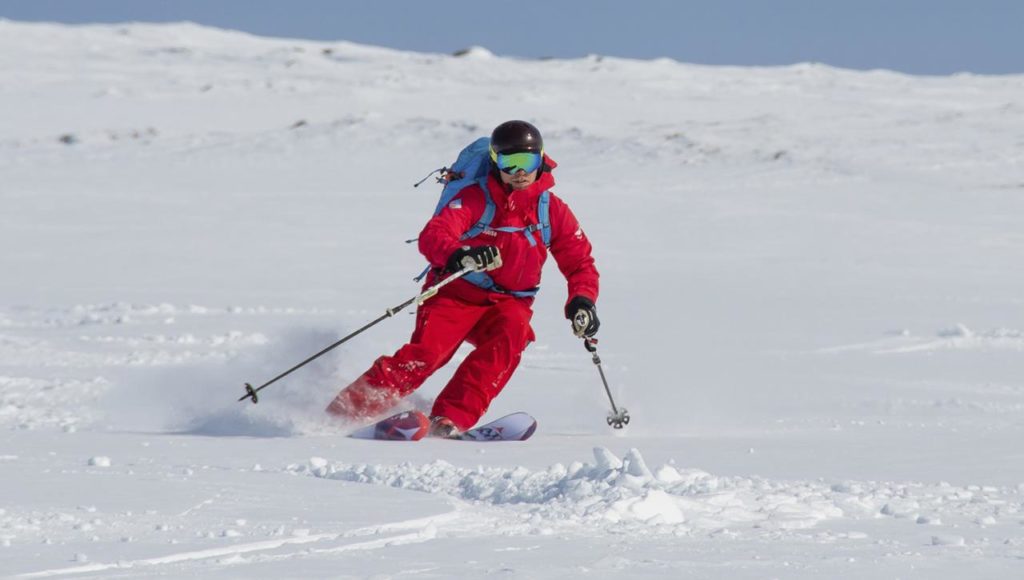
[
  {"left": 446, "top": 245, "right": 502, "bottom": 273},
  {"left": 566, "top": 296, "right": 599, "bottom": 338}
]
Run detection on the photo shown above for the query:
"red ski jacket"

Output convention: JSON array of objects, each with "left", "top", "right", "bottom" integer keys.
[{"left": 418, "top": 156, "right": 599, "bottom": 310}]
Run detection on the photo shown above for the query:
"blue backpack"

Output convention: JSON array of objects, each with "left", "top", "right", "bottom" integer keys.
[{"left": 413, "top": 137, "right": 552, "bottom": 297}]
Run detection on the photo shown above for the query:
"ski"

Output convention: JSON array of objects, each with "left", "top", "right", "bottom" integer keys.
[
  {"left": 457, "top": 412, "right": 537, "bottom": 441},
  {"left": 350, "top": 410, "right": 537, "bottom": 441},
  {"left": 348, "top": 410, "right": 430, "bottom": 441}
]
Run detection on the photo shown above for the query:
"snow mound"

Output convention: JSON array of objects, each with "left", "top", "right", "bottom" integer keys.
[
  {"left": 452, "top": 46, "right": 494, "bottom": 59},
  {"left": 291, "top": 449, "right": 1024, "bottom": 539},
  {"left": 291, "top": 447, "right": 844, "bottom": 533}
]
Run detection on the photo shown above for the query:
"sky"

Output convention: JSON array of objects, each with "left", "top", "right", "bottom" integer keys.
[{"left": 1, "top": 0, "right": 1022, "bottom": 75}]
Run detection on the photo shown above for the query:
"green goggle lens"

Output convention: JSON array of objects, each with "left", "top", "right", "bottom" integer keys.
[{"left": 494, "top": 151, "right": 542, "bottom": 174}]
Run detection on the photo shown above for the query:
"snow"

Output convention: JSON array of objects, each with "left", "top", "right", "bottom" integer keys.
[{"left": 2, "top": 18, "right": 1024, "bottom": 578}]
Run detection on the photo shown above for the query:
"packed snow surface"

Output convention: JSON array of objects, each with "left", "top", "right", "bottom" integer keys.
[{"left": 2, "top": 19, "right": 1024, "bottom": 578}]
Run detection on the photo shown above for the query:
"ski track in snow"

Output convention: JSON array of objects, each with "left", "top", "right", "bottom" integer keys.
[
  {"left": 817, "top": 324, "right": 1024, "bottom": 355},
  {"left": 14, "top": 512, "right": 459, "bottom": 578}
]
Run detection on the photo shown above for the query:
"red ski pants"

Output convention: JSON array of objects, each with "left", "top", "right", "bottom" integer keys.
[{"left": 326, "top": 294, "right": 534, "bottom": 430}]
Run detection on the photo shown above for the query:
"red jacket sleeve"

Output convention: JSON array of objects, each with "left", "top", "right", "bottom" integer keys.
[
  {"left": 548, "top": 194, "right": 599, "bottom": 309},
  {"left": 417, "top": 187, "right": 484, "bottom": 268}
]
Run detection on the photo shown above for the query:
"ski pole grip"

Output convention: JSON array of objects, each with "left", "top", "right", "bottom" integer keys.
[
  {"left": 460, "top": 256, "right": 480, "bottom": 271},
  {"left": 573, "top": 310, "right": 591, "bottom": 338},
  {"left": 459, "top": 248, "right": 501, "bottom": 272}
]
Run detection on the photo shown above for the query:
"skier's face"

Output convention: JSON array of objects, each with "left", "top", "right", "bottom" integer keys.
[{"left": 499, "top": 167, "right": 538, "bottom": 190}]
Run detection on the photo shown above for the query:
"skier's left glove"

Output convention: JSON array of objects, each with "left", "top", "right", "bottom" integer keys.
[{"left": 565, "top": 296, "right": 599, "bottom": 338}]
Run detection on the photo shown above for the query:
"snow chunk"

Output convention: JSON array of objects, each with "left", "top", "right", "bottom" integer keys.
[
  {"left": 623, "top": 448, "right": 653, "bottom": 479},
  {"left": 308, "top": 457, "right": 329, "bottom": 476},
  {"left": 654, "top": 465, "right": 683, "bottom": 484},
  {"left": 593, "top": 446, "right": 623, "bottom": 470},
  {"left": 88, "top": 456, "right": 111, "bottom": 467}
]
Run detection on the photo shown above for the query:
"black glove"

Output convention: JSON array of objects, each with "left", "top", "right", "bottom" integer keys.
[
  {"left": 565, "top": 296, "right": 599, "bottom": 338},
  {"left": 445, "top": 245, "right": 501, "bottom": 273}
]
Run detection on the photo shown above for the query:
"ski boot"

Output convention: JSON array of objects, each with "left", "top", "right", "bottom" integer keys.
[{"left": 428, "top": 415, "right": 461, "bottom": 439}]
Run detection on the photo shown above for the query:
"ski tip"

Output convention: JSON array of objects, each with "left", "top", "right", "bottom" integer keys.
[
  {"left": 373, "top": 410, "right": 430, "bottom": 441},
  {"left": 521, "top": 419, "right": 537, "bottom": 441}
]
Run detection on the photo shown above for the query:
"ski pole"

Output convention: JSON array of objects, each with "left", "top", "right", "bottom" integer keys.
[
  {"left": 574, "top": 311, "right": 630, "bottom": 429},
  {"left": 238, "top": 265, "right": 476, "bottom": 404}
]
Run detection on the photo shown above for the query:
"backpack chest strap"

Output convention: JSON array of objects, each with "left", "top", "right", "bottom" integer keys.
[{"left": 464, "top": 190, "right": 552, "bottom": 248}]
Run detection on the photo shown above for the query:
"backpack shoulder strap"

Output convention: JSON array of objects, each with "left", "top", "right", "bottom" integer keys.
[
  {"left": 461, "top": 178, "right": 496, "bottom": 240},
  {"left": 537, "top": 190, "right": 552, "bottom": 247}
]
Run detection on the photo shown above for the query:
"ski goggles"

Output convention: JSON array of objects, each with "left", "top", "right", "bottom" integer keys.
[{"left": 490, "top": 150, "right": 543, "bottom": 175}]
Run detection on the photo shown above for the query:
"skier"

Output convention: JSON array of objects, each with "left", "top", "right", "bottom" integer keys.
[{"left": 326, "top": 120, "right": 600, "bottom": 437}]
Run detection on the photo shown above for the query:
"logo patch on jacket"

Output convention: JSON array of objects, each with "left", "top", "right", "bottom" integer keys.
[{"left": 448, "top": 199, "right": 462, "bottom": 209}]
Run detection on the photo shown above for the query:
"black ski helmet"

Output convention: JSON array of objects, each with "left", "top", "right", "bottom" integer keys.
[{"left": 489, "top": 120, "right": 543, "bottom": 155}]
